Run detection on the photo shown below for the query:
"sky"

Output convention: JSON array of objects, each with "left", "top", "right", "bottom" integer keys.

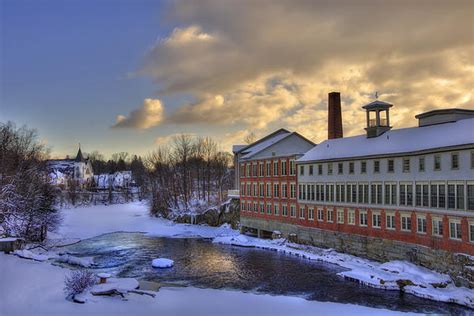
[{"left": 1, "top": 0, "right": 473, "bottom": 158}]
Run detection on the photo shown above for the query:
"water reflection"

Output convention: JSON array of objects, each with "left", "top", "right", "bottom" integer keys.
[{"left": 65, "top": 232, "right": 470, "bottom": 314}]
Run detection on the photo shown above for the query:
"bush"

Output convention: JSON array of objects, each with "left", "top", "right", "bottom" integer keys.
[{"left": 63, "top": 269, "right": 96, "bottom": 297}]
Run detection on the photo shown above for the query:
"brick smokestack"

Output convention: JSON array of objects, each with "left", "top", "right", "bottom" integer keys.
[{"left": 328, "top": 92, "right": 343, "bottom": 139}]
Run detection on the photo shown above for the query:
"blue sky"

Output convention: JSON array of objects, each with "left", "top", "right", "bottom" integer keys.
[
  {"left": 1, "top": 0, "right": 176, "bottom": 157},
  {"left": 1, "top": 0, "right": 472, "bottom": 158}
]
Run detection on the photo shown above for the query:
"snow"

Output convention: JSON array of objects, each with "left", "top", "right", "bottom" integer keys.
[
  {"left": 56, "top": 254, "right": 95, "bottom": 267},
  {"left": 97, "top": 273, "right": 111, "bottom": 278},
  {"left": 240, "top": 130, "right": 291, "bottom": 159},
  {"left": 13, "top": 249, "right": 50, "bottom": 262},
  {"left": 298, "top": 118, "right": 474, "bottom": 162},
  {"left": 0, "top": 237, "right": 21, "bottom": 242},
  {"left": 151, "top": 258, "right": 174, "bottom": 268},
  {"left": 213, "top": 234, "right": 474, "bottom": 309},
  {"left": 93, "top": 171, "right": 133, "bottom": 189},
  {"left": 0, "top": 253, "right": 416, "bottom": 316},
  {"left": 1, "top": 202, "right": 472, "bottom": 314},
  {"left": 56, "top": 201, "right": 238, "bottom": 240},
  {"left": 90, "top": 277, "right": 139, "bottom": 295}
]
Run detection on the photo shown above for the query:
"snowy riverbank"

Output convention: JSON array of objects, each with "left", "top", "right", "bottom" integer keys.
[{"left": 1, "top": 202, "right": 473, "bottom": 314}]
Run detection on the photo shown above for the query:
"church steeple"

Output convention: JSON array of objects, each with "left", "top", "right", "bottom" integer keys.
[{"left": 75, "top": 144, "right": 85, "bottom": 162}]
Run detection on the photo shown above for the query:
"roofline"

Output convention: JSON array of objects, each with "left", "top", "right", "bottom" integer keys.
[
  {"left": 241, "top": 132, "right": 315, "bottom": 160},
  {"left": 415, "top": 108, "right": 474, "bottom": 119},
  {"left": 241, "top": 152, "right": 307, "bottom": 161},
  {"left": 234, "top": 128, "right": 291, "bottom": 154},
  {"left": 296, "top": 143, "right": 474, "bottom": 164}
]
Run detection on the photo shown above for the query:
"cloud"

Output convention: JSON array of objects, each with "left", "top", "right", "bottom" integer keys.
[
  {"left": 154, "top": 132, "right": 197, "bottom": 146},
  {"left": 121, "top": 0, "right": 473, "bottom": 146},
  {"left": 112, "top": 99, "right": 164, "bottom": 129}
]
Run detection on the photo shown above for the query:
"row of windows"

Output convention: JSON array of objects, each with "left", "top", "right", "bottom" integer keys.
[
  {"left": 240, "top": 159, "right": 296, "bottom": 178},
  {"left": 241, "top": 202, "right": 474, "bottom": 242},
  {"left": 297, "top": 182, "right": 474, "bottom": 211},
  {"left": 298, "top": 151, "right": 474, "bottom": 176},
  {"left": 240, "top": 182, "right": 297, "bottom": 199}
]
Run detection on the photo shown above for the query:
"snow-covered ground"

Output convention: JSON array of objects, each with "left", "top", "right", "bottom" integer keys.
[{"left": 1, "top": 201, "right": 472, "bottom": 315}]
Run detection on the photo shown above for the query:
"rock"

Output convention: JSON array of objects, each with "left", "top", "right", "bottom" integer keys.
[
  {"left": 152, "top": 258, "right": 174, "bottom": 268},
  {"left": 73, "top": 292, "right": 88, "bottom": 304},
  {"left": 90, "top": 277, "right": 139, "bottom": 295}
]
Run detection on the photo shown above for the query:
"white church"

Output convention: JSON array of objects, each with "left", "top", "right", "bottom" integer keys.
[{"left": 47, "top": 146, "right": 94, "bottom": 187}]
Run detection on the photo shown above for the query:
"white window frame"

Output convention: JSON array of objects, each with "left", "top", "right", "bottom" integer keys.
[
  {"left": 308, "top": 208, "right": 314, "bottom": 221},
  {"left": 327, "top": 209, "right": 334, "bottom": 223},
  {"left": 401, "top": 213, "right": 412, "bottom": 232},
  {"left": 359, "top": 210, "right": 368, "bottom": 227},
  {"left": 337, "top": 209, "right": 344, "bottom": 224},
  {"left": 416, "top": 214, "right": 427, "bottom": 234},
  {"left": 317, "top": 209, "right": 324, "bottom": 221},
  {"left": 449, "top": 219, "right": 462, "bottom": 240},
  {"left": 432, "top": 216, "right": 443, "bottom": 237},
  {"left": 386, "top": 212, "right": 396, "bottom": 230},
  {"left": 372, "top": 211, "right": 381, "bottom": 228},
  {"left": 348, "top": 209, "right": 355, "bottom": 225}
]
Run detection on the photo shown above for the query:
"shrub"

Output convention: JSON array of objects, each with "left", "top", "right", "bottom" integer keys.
[{"left": 63, "top": 269, "right": 96, "bottom": 297}]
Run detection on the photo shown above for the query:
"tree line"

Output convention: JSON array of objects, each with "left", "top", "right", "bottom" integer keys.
[{"left": 146, "top": 134, "right": 233, "bottom": 217}]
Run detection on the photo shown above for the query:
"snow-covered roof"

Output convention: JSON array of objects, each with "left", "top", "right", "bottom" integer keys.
[
  {"left": 298, "top": 118, "right": 474, "bottom": 162},
  {"left": 232, "top": 145, "right": 246, "bottom": 153},
  {"left": 240, "top": 132, "right": 292, "bottom": 159}
]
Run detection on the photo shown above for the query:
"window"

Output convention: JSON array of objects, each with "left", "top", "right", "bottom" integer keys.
[
  {"left": 370, "top": 183, "right": 382, "bottom": 204},
  {"left": 417, "top": 215, "right": 427, "bottom": 234},
  {"left": 432, "top": 217, "right": 443, "bottom": 237},
  {"left": 266, "top": 183, "right": 271, "bottom": 197},
  {"left": 259, "top": 163, "right": 264, "bottom": 177},
  {"left": 298, "top": 184, "right": 303, "bottom": 200},
  {"left": 308, "top": 208, "right": 314, "bottom": 221},
  {"left": 309, "top": 165, "right": 314, "bottom": 176},
  {"left": 468, "top": 184, "right": 474, "bottom": 211},
  {"left": 372, "top": 212, "right": 381, "bottom": 228},
  {"left": 434, "top": 154, "right": 441, "bottom": 171},
  {"left": 289, "top": 160, "right": 296, "bottom": 175},
  {"left": 359, "top": 211, "right": 368, "bottom": 226},
  {"left": 451, "top": 153, "right": 459, "bottom": 170},
  {"left": 358, "top": 183, "right": 369, "bottom": 204},
  {"left": 338, "top": 163, "right": 343, "bottom": 174},
  {"left": 310, "top": 184, "right": 315, "bottom": 201},
  {"left": 274, "top": 204, "right": 279, "bottom": 216},
  {"left": 282, "top": 205, "right": 288, "bottom": 216},
  {"left": 317, "top": 209, "right": 324, "bottom": 221},
  {"left": 327, "top": 209, "right": 333, "bottom": 222},
  {"left": 374, "top": 160, "right": 380, "bottom": 173},
  {"left": 299, "top": 165, "right": 304, "bottom": 176},
  {"left": 402, "top": 158, "right": 410, "bottom": 173},
  {"left": 252, "top": 164, "right": 257, "bottom": 177},
  {"left": 318, "top": 164, "right": 323, "bottom": 175},
  {"left": 415, "top": 183, "right": 429, "bottom": 207},
  {"left": 281, "top": 160, "right": 287, "bottom": 176},
  {"left": 401, "top": 214, "right": 412, "bottom": 231},
  {"left": 388, "top": 159, "right": 395, "bottom": 173},
  {"left": 337, "top": 209, "right": 344, "bottom": 224},
  {"left": 449, "top": 219, "right": 462, "bottom": 240},
  {"left": 471, "top": 151, "right": 474, "bottom": 169},
  {"left": 265, "top": 203, "right": 270, "bottom": 214},
  {"left": 385, "top": 183, "right": 397, "bottom": 205},
  {"left": 299, "top": 207, "right": 305, "bottom": 219},
  {"left": 431, "top": 183, "right": 446, "bottom": 208},
  {"left": 386, "top": 213, "right": 396, "bottom": 230},
  {"left": 290, "top": 183, "right": 296, "bottom": 199},
  {"left": 259, "top": 183, "right": 264, "bottom": 197},
  {"left": 281, "top": 183, "right": 288, "bottom": 198},
  {"left": 349, "top": 162, "right": 354, "bottom": 174},
  {"left": 266, "top": 161, "right": 271, "bottom": 176},
  {"left": 290, "top": 205, "right": 296, "bottom": 218},
  {"left": 361, "top": 161, "right": 367, "bottom": 174},
  {"left": 253, "top": 183, "right": 257, "bottom": 196},
  {"left": 253, "top": 202, "right": 258, "bottom": 212},
  {"left": 419, "top": 157, "right": 425, "bottom": 172},
  {"left": 328, "top": 163, "right": 333, "bottom": 175},
  {"left": 348, "top": 210, "right": 355, "bottom": 225},
  {"left": 400, "top": 183, "right": 413, "bottom": 206},
  {"left": 273, "top": 161, "right": 279, "bottom": 176},
  {"left": 469, "top": 222, "right": 474, "bottom": 243}
]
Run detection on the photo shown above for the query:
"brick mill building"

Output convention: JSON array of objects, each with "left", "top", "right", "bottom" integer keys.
[{"left": 235, "top": 93, "right": 474, "bottom": 286}]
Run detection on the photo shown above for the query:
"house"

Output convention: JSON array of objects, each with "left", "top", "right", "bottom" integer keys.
[
  {"left": 235, "top": 92, "right": 474, "bottom": 286},
  {"left": 47, "top": 146, "right": 94, "bottom": 187}
]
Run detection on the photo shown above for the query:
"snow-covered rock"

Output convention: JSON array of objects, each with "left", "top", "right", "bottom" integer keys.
[
  {"left": 90, "top": 277, "right": 139, "bottom": 295},
  {"left": 56, "top": 254, "right": 95, "bottom": 267},
  {"left": 13, "top": 249, "right": 50, "bottom": 262},
  {"left": 152, "top": 258, "right": 174, "bottom": 268}
]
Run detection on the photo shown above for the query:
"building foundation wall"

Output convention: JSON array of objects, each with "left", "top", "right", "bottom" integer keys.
[{"left": 241, "top": 216, "right": 474, "bottom": 288}]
